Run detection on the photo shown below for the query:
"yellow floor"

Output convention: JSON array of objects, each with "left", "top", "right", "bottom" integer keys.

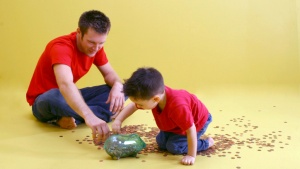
[
  {"left": 0, "top": 84, "right": 299, "bottom": 169},
  {"left": 1, "top": 0, "right": 300, "bottom": 168}
]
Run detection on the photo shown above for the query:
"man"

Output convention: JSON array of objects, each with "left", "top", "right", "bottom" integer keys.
[{"left": 26, "top": 10, "right": 125, "bottom": 144}]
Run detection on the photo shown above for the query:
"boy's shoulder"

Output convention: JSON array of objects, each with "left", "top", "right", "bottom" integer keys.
[
  {"left": 165, "top": 86, "right": 191, "bottom": 96},
  {"left": 165, "top": 86, "right": 195, "bottom": 104}
]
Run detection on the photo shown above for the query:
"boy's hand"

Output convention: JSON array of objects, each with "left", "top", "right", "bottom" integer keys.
[
  {"left": 112, "top": 119, "right": 122, "bottom": 134},
  {"left": 181, "top": 155, "right": 195, "bottom": 165}
]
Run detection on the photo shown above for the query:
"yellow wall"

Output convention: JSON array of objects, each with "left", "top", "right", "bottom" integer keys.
[{"left": 0, "top": 0, "right": 299, "bottom": 91}]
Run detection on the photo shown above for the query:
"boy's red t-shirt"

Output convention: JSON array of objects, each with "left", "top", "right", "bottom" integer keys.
[
  {"left": 26, "top": 32, "right": 108, "bottom": 105},
  {"left": 152, "top": 86, "right": 209, "bottom": 135}
]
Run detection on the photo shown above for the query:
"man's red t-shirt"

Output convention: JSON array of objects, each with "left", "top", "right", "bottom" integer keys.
[
  {"left": 26, "top": 32, "right": 108, "bottom": 105},
  {"left": 152, "top": 86, "right": 209, "bottom": 135}
]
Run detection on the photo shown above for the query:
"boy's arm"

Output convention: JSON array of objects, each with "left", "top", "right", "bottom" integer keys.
[
  {"left": 112, "top": 102, "right": 138, "bottom": 133},
  {"left": 181, "top": 123, "right": 197, "bottom": 165}
]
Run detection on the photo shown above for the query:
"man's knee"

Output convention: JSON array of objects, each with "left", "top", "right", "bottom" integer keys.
[{"left": 32, "top": 101, "right": 53, "bottom": 122}]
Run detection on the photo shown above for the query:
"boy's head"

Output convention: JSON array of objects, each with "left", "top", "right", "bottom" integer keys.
[{"left": 123, "top": 67, "right": 165, "bottom": 109}]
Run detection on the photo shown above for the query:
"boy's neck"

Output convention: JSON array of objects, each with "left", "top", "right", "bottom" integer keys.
[{"left": 157, "top": 90, "right": 166, "bottom": 111}]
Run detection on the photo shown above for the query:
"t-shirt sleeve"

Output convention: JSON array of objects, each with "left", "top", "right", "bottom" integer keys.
[
  {"left": 49, "top": 43, "right": 73, "bottom": 67},
  {"left": 93, "top": 47, "right": 108, "bottom": 66}
]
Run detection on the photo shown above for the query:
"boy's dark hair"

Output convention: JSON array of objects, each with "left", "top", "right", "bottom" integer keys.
[
  {"left": 123, "top": 67, "right": 165, "bottom": 100},
  {"left": 78, "top": 10, "right": 111, "bottom": 38}
]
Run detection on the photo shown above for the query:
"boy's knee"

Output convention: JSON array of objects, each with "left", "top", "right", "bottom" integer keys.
[
  {"left": 166, "top": 142, "right": 185, "bottom": 154},
  {"left": 156, "top": 138, "right": 166, "bottom": 150}
]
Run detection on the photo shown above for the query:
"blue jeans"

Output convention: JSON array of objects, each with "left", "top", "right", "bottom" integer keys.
[
  {"left": 32, "top": 85, "right": 117, "bottom": 125},
  {"left": 156, "top": 113, "right": 212, "bottom": 154}
]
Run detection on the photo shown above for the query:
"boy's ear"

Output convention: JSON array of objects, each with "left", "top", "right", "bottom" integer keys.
[{"left": 153, "top": 95, "right": 161, "bottom": 102}]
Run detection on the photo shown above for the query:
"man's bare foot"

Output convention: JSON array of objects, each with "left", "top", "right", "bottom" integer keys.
[
  {"left": 57, "top": 117, "right": 77, "bottom": 129},
  {"left": 207, "top": 137, "right": 214, "bottom": 148}
]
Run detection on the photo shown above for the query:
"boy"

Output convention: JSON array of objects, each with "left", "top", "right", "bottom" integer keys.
[{"left": 112, "top": 67, "right": 214, "bottom": 165}]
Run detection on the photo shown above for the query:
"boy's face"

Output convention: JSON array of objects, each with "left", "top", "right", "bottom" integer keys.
[{"left": 130, "top": 97, "right": 159, "bottom": 110}]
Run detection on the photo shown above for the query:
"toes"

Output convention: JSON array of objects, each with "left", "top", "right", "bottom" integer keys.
[{"left": 57, "top": 117, "right": 77, "bottom": 129}]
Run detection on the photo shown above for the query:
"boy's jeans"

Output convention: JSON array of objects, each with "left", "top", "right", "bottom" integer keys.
[
  {"left": 156, "top": 113, "right": 212, "bottom": 154},
  {"left": 32, "top": 85, "right": 114, "bottom": 124}
]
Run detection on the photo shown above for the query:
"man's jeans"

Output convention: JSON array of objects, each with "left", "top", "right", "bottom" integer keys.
[
  {"left": 32, "top": 85, "right": 114, "bottom": 124},
  {"left": 156, "top": 113, "right": 212, "bottom": 154}
]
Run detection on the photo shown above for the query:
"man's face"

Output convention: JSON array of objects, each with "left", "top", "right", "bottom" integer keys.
[{"left": 77, "top": 27, "right": 108, "bottom": 57}]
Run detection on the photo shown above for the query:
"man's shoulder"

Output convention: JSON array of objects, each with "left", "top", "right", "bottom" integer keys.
[{"left": 48, "top": 32, "right": 77, "bottom": 47}]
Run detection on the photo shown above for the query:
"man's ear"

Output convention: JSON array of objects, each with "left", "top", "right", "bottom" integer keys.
[
  {"left": 77, "top": 28, "right": 83, "bottom": 40},
  {"left": 153, "top": 95, "right": 161, "bottom": 102},
  {"left": 76, "top": 28, "right": 81, "bottom": 34}
]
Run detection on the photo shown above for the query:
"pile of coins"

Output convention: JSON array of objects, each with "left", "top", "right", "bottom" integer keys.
[
  {"left": 69, "top": 115, "right": 291, "bottom": 160},
  {"left": 198, "top": 116, "right": 291, "bottom": 159},
  {"left": 100, "top": 124, "right": 161, "bottom": 155}
]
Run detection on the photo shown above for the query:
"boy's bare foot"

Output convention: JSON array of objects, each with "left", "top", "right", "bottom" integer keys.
[
  {"left": 57, "top": 117, "right": 77, "bottom": 129},
  {"left": 207, "top": 137, "right": 214, "bottom": 148}
]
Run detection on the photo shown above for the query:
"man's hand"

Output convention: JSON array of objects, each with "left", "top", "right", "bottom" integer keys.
[
  {"left": 84, "top": 113, "right": 110, "bottom": 145},
  {"left": 106, "top": 82, "right": 124, "bottom": 114},
  {"left": 181, "top": 155, "right": 195, "bottom": 165},
  {"left": 112, "top": 119, "right": 122, "bottom": 134}
]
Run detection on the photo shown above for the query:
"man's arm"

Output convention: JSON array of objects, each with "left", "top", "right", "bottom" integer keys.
[
  {"left": 181, "top": 123, "right": 197, "bottom": 165},
  {"left": 53, "top": 64, "right": 110, "bottom": 143},
  {"left": 97, "top": 62, "right": 124, "bottom": 113}
]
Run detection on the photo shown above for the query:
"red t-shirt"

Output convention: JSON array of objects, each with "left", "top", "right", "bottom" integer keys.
[
  {"left": 26, "top": 32, "right": 108, "bottom": 105},
  {"left": 152, "top": 86, "right": 209, "bottom": 135}
]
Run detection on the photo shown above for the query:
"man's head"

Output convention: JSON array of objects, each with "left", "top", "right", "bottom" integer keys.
[
  {"left": 78, "top": 10, "right": 111, "bottom": 37},
  {"left": 123, "top": 67, "right": 165, "bottom": 109},
  {"left": 76, "top": 10, "right": 111, "bottom": 57}
]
